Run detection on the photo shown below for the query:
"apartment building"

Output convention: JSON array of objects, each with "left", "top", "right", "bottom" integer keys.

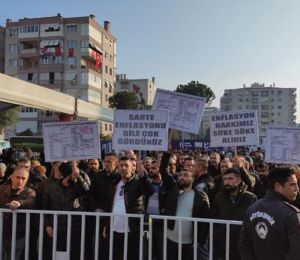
[
  {"left": 220, "top": 83, "right": 297, "bottom": 142},
  {"left": 116, "top": 74, "right": 156, "bottom": 106},
  {"left": 0, "top": 26, "right": 5, "bottom": 73},
  {"left": 4, "top": 14, "right": 116, "bottom": 135}
]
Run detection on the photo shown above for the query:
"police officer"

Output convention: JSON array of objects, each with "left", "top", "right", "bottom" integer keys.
[{"left": 239, "top": 166, "right": 300, "bottom": 260}]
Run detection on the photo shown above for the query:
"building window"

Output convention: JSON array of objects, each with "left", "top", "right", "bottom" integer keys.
[
  {"left": 277, "top": 105, "right": 282, "bottom": 109},
  {"left": 261, "top": 91, "right": 269, "bottom": 97},
  {"left": 20, "top": 25, "right": 39, "bottom": 33},
  {"left": 251, "top": 105, "right": 258, "bottom": 109},
  {"left": 261, "top": 105, "right": 268, "bottom": 110},
  {"left": 105, "top": 95, "right": 108, "bottom": 101},
  {"left": 105, "top": 124, "right": 107, "bottom": 131},
  {"left": 277, "top": 90, "right": 282, "bottom": 96},
  {"left": 66, "top": 40, "right": 77, "bottom": 49},
  {"left": 104, "top": 82, "right": 108, "bottom": 88},
  {"left": 49, "top": 72, "right": 55, "bottom": 84},
  {"left": 81, "top": 40, "right": 89, "bottom": 48},
  {"left": 109, "top": 124, "right": 112, "bottom": 131},
  {"left": 9, "top": 44, "right": 18, "bottom": 52},
  {"left": 261, "top": 112, "right": 269, "bottom": 118},
  {"left": 8, "top": 28, "right": 18, "bottom": 36},
  {"left": 109, "top": 84, "right": 113, "bottom": 93},
  {"left": 9, "top": 59, "right": 18, "bottom": 67},
  {"left": 277, "top": 112, "right": 281, "bottom": 116},
  {"left": 67, "top": 25, "right": 77, "bottom": 33},
  {"left": 251, "top": 91, "right": 259, "bottom": 97},
  {"left": 109, "top": 68, "right": 112, "bottom": 76},
  {"left": 27, "top": 73, "right": 33, "bottom": 81},
  {"left": 68, "top": 57, "right": 77, "bottom": 66},
  {"left": 105, "top": 66, "right": 108, "bottom": 73}
]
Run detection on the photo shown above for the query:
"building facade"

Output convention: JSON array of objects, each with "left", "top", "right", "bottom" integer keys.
[
  {"left": 116, "top": 74, "right": 156, "bottom": 107},
  {"left": 0, "top": 26, "right": 5, "bottom": 73},
  {"left": 220, "top": 83, "right": 297, "bottom": 142},
  {"left": 4, "top": 14, "right": 116, "bottom": 135}
]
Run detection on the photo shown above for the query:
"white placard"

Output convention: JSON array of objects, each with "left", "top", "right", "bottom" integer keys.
[
  {"left": 265, "top": 126, "right": 300, "bottom": 164},
  {"left": 42, "top": 121, "right": 100, "bottom": 162},
  {"left": 152, "top": 88, "right": 205, "bottom": 134},
  {"left": 209, "top": 110, "right": 259, "bottom": 147},
  {"left": 113, "top": 110, "right": 169, "bottom": 151}
]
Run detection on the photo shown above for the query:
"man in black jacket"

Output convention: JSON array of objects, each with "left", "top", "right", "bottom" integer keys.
[
  {"left": 43, "top": 161, "right": 90, "bottom": 260},
  {"left": 212, "top": 167, "right": 257, "bottom": 260},
  {"left": 160, "top": 152, "right": 210, "bottom": 260},
  {"left": 89, "top": 153, "right": 118, "bottom": 259},
  {"left": 239, "top": 166, "right": 300, "bottom": 260},
  {"left": 106, "top": 156, "right": 154, "bottom": 260}
]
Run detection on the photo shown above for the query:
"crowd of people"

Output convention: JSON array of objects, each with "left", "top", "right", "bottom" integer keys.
[{"left": 0, "top": 147, "right": 299, "bottom": 260}]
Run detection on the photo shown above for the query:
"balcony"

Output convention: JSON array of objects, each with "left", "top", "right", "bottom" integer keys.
[
  {"left": 39, "top": 79, "right": 63, "bottom": 90},
  {"left": 19, "top": 48, "right": 38, "bottom": 58},
  {"left": 39, "top": 63, "right": 64, "bottom": 72}
]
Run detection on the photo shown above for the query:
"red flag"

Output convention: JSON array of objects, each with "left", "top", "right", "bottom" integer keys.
[
  {"left": 95, "top": 53, "right": 101, "bottom": 69},
  {"left": 68, "top": 48, "right": 74, "bottom": 57},
  {"left": 55, "top": 47, "right": 61, "bottom": 56}
]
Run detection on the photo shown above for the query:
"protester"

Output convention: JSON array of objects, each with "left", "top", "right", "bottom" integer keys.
[
  {"left": 43, "top": 161, "right": 90, "bottom": 260},
  {"left": 192, "top": 157, "right": 214, "bottom": 199},
  {"left": 0, "top": 162, "right": 7, "bottom": 185},
  {"left": 105, "top": 156, "right": 154, "bottom": 260},
  {"left": 160, "top": 152, "right": 210, "bottom": 260},
  {"left": 89, "top": 153, "right": 118, "bottom": 260},
  {"left": 144, "top": 160, "right": 163, "bottom": 260},
  {"left": 212, "top": 168, "right": 257, "bottom": 260},
  {"left": 183, "top": 156, "right": 195, "bottom": 171},
  {"left": 239, "top": 166, "right": 300, "bottom": 260},
  {"left": 254, "top": 162, "right": 269, "bottom": 198},
  {"left": 208, "top": 152, "right": 221, "bottom": 177},
  {"left": 0, "top": 167, "right": 35, "bottom": 260}
]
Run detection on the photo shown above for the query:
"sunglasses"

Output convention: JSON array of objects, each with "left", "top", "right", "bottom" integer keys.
[{"left": 169, "top": 163, "right": 176, "bottom": 166}]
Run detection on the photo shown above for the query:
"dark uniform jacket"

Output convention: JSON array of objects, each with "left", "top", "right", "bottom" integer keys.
[
  {"left": 239, "top": 190, "right": 300, "bottom": 260},
  {"left": 160, "top": 152, "right": 210, "bottom": 245}
]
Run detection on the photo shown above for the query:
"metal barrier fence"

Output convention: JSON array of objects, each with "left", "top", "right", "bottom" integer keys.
[{"left": 0, "top": 209, "right": 242, "bottom": 260}]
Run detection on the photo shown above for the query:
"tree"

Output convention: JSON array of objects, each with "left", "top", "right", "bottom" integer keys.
[
  {"left": 108, "top": 91, "right": 139, "bottom": 109},
  {"left": 176, "top": 81, "right": 216, "bottom": 106},
  {"left": 0, "top": 107, "right": 18, "bottom": 136}
]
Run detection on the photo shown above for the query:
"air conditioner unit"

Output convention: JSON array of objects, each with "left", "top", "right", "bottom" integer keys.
[
  {"left": 71, "top": 79, "right": 77, "bottom": 85},
  {"left": 70, "top": 64, "right": 76, "bottom": 69}
]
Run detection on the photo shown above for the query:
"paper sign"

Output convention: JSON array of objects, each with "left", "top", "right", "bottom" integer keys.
[
  {"left": 265, "top": 126, "right": 300, "bottom": 164},
  {"left": 113, "top": 110, "right": 169, "bottom": 151},
  {"left": 209, "top": 110, "right": 259, "bottom": 147},
  {"left": 42, "top": 121, "right": 100, "bottom": 162},
  {"left": 152, "top": 88, "right": 205, "bottom": 134}
]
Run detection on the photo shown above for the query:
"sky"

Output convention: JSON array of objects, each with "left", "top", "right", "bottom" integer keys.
[{"left": 1, "top": 0, "right": 300, "bottom": 122}]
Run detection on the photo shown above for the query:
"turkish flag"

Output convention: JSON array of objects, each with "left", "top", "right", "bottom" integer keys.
[
  {"left": 68, "top": 48, "right": 74, "bottom": 57},
  {"left": 55, "top": 47, "right": 61, "bottom": 56},
  {"left": 95, "top": 53, "right": 101, "bottom": 69}
]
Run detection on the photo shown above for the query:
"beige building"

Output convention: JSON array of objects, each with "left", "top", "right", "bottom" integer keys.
[
  {"left": 0, "top": 26, "right": 5, "bottom": 73},
  {"left": 220, "top": 83, "right": 297, "bottom": 142},
  {"left": 116, "top": 74, "right": 156, "bottom": 106},
  {"left": 4, "top": 14, "right": 116, "bottom": 135}
]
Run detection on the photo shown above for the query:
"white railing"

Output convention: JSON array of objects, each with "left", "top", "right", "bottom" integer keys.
[{"left": 0, "top": 209, "right": 242, "bottom": 260}]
